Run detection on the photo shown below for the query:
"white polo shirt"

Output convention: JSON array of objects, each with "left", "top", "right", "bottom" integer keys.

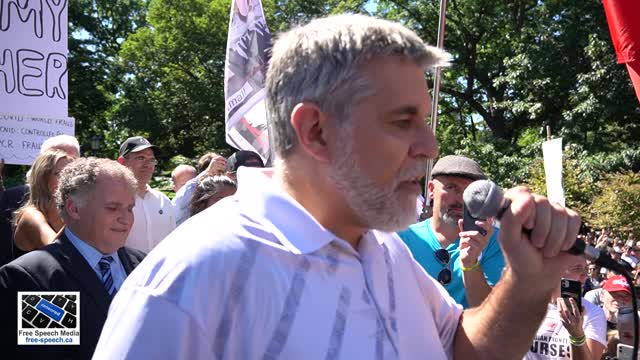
[
  {"left": 95, "top": 167, "right": 463, "bottom": 359},
  {"left": 126, "top": 186, "right": 176, "bottom": 253}
]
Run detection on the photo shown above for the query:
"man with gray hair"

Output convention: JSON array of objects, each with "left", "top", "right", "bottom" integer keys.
[
  {"left": 96, "top": 14, "right": 581, "bottom": 359},
  {"left": 40, "top": 134, "right": 81, "bottom": 159},
  {"left": 0, "top": 158, "right": 145, "bottom": 360}
]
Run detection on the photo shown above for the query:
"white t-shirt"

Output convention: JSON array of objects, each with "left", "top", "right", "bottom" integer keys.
[
  {"left": 585, "top": 288, "right": 604, "bottom": 308},
  {"left": 126, "top": 186, "right": 176, "bottom": 253},
  {"left": 524, "top": 299, "right": 606, "bottom": 360},
  {"left": 95, "top": 167, "right": 463, "bottom": 360},
  {"left": 621, "top": 254, "right": 638, "bottom": 268}
]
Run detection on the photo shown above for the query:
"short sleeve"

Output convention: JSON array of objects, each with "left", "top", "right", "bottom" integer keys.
[{"left": 582, "top": 300, "right": 607, "bottom": 346}]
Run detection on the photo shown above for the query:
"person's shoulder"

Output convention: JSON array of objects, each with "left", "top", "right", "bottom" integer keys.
[
  {"left": 583, "top": 297, "right": 605, "bottom": 313},
  {"left": 136, "top": 201, "right": 282, "bottom": 277},
  {"left": 17, "top": 206, "right": 47, "bottom": 225},
  {"left": 584, "top": 288, "right": 603, "bottom": 301},
  {"left": 119, "top": 205, "right": 283, "bottom": 309},
  {"left": 0, "top": 244, "right": 60, "bottom": 275},
  {"left": 397, "top": 219, "right": 429, "bottom": 238},
  {"left": 148, "top": 187, "right": 171, "bottom": 201}
]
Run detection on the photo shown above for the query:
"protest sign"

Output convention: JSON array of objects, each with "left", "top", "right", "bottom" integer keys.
[
  {"left": 0, "top": 113, "right": 74, "bottom": 165},
  {"left": 0, "top": 0, "right": 69, "bottom": 117},
  {"left": 0, "top": 0, "right": 71, "bottom": 164},
  {"left": 542, "top": 137, "right": 565, "bottom": 207}
]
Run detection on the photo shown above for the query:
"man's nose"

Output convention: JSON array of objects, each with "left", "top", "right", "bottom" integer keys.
[{"left": 409, "top": 124, "right": 438, "bottom": 160}]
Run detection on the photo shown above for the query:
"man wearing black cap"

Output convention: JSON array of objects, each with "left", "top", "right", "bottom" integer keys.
[
  {"left": 398, "top": 155, "right": 505, "bottom": 308},
  {"left": 118, "top": 136, "right": 176, "bottom": 253},
  {"left": 225, "top": 150, "right": 265, "bottom": 182}
]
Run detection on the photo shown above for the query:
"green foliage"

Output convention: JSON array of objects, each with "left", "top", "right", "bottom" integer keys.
[
  {"left": 150, "top": 176, "right": 175, "bottom": 199},
  {"left": 588, "top": 172, "right": 640, "bottom": 234},
  {"left": 376, "top": 0, "right": 639, "bottom": 153},
  {"left": 68, "top": 0, "right": 149, "bottom": 158},
  {"left": 114, "top": 0, "right": 234, "bottom": 162},
  {"left": 2, "top": 167, "right": 28, "bottom": 188}
]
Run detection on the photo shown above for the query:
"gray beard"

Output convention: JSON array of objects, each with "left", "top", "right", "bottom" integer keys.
[
  {"left": 440, "top": 211, "right": 460, "bottom": 227},
  {"left": 327, "top": 127, "right": 423, "bottom": 233}
]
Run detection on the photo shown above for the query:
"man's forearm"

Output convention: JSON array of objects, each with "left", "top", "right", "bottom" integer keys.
[
  {"left": 455, "top": 267, "right": 553, "bottom": 360},
  {"left": 462, "top": 264, "right": 492, "bottom": 308},
  {"left": 570, "top": 343, "right": 591, "bottom": 360}
]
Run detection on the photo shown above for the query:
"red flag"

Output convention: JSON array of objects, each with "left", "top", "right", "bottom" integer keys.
[{"left": 602, "top": 0, "right": 640, "bottom": 103}]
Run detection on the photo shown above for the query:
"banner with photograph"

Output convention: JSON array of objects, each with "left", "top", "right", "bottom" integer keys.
[{"left": 223, "top": 0, "right": 272, "bottom": 163}]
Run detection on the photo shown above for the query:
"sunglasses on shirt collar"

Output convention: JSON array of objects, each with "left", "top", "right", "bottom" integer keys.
[{"left": 435, "top": 249, "right": 452, "bottom": 285}]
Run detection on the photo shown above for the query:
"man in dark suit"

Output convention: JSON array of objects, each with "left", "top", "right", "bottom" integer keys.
[{"left": 0, "top": 158, "right": 145, "bottom": 360}]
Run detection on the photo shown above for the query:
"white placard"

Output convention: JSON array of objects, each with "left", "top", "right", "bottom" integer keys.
[
  {"left": 0, "top": 0, "right": 69, "bottom": 118},
  {"left": 542, "top": 137, "right": 565, "bottom": 207},
  {"left": 0, "top": 113, "right": 74, "bottom": 165}
]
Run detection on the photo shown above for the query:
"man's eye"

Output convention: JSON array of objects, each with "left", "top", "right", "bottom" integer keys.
[{"left": 393, "top": 119, "right": 412, "bottom": 129}]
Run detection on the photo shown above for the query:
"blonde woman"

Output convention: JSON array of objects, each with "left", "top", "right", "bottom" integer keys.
[{"left": 13, "top": 149, "right": 75, "bottom": 257}]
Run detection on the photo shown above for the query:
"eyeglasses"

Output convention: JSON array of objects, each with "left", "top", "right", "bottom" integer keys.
[
  {"left": 435, "top": 249, "right": 452, "bottom": 285},
  {"left": 128, "top": 155, "right": 158, "bottom": 165}
]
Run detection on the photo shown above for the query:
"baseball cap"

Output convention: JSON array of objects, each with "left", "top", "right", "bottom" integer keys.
[
  {"left": 119, "top": 136, "right": 158, "bottom": 157},
  {"left": 603, "top": 275, "right": 632, "bottom": 294},
  {"left": 431, "top": 155, "right": 486, "bottom": 181},
  {"left": 226, "top": 150, "right": 264, "bottom": 172}
]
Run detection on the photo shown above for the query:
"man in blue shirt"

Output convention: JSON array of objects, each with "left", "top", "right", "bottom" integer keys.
[{"left": 398, "top": 155, "right": 505, "bottom": 308}]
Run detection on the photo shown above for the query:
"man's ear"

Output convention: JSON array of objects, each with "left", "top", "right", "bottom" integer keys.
[
  {"left": 65, "top": 198, "right": 82, "bottom": 221},
  {"left": 289, "top": 102, "right": 331, "bottom": 162},
  {"left": 117, "top": 156, "right": 125, "bottom": 165},
  {"left": 427, "top": 180, "right": 435, "bottom": 200}
]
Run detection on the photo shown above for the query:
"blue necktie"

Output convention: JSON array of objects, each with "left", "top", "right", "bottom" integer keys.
[{"left": 98, "top": 256, "right": 117, "bottom": 297}]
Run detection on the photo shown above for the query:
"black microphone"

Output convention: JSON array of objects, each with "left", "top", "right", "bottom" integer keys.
[{"left": 462, "top": 179, "right": 631, "bottom": 274}]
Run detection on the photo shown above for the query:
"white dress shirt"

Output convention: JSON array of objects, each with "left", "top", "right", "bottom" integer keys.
[
  {"left": 95, "top": 167, "right": 463, "bottom": 360},
  {"left": 126, "top": 185, "right": 176, "bottom": 253}
]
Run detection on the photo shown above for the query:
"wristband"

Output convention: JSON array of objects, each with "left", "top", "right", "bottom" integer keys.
[
  {"left": 460, "top": 260, "right": 480, "bottom": 272},
  {"left": 569, "top": 334, "right": 586, "bottom": 346}
]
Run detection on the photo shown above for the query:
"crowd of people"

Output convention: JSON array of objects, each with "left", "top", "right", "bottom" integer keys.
[{"left": 0, "top": 12, "right": 636, "bottom": 360}]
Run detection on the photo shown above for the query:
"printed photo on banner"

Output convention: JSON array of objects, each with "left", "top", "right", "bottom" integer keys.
[{"left": 224, "top": 0, "right": 272, "bottom": 163}]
